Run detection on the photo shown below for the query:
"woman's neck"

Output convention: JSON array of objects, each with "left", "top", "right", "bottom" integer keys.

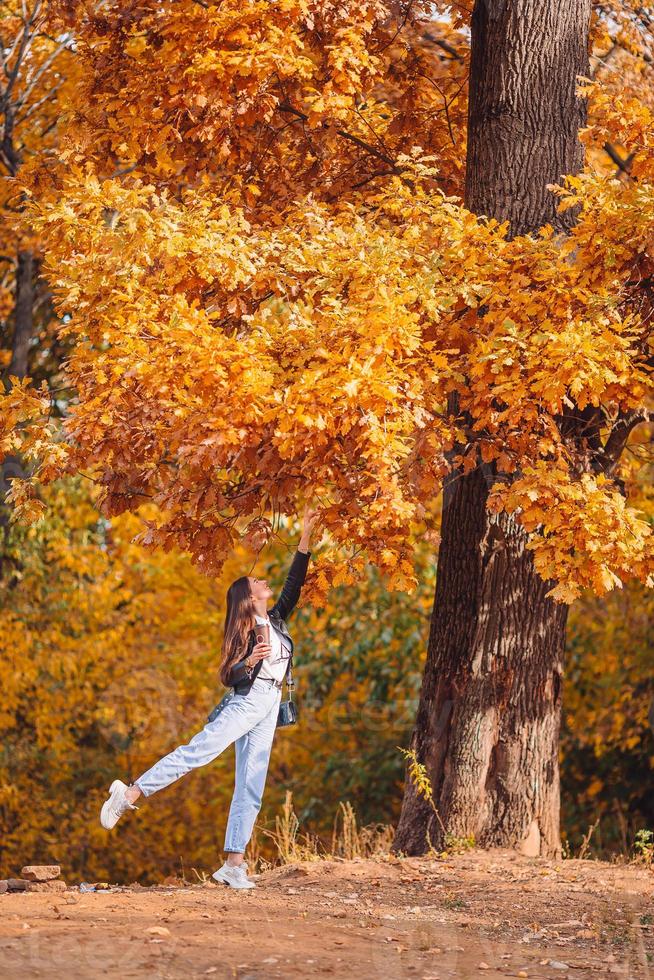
[{"left": 252, "top": 600, "right": 268, "bottom": 619}]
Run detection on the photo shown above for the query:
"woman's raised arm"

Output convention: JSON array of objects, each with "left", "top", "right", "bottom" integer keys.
[{"left": 269, "top": 504, "right": 318, "bottom": 620}]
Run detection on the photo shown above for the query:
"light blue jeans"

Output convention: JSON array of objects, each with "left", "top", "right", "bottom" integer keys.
[{"left": 133, "top": 677, "right": 282, "bottom": 853}]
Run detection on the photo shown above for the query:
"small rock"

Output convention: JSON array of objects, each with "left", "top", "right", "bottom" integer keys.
[
  {"left": 27, "top": 880, "right": 67, "bottom": 893},
  {"left": 549, "top": 962, "right": 569, "bottom": 971},
  {"left": 518, "top": 973, "right": 528, "bottom": 978},
  {"left": 6, "top": 879, "right": 30, "bottom": 892},
  {"left": 21, "top": 865, "right": 61, "bottom": 882},
  {"left": 0, "top": 881, "right": 8, "bottom": 894},
  {"left": 479, "top": 964, "right": 490, "bottom": 971},
  {"left": 146, "top": 926, "right": 170, "bottom": 937},
  {"left": 332, "top": 910, "right": 347, "bottom": 918}
]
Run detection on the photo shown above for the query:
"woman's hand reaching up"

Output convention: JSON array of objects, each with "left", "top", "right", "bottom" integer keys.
[{"left": 299, "top": 502, "right": 319, "bottom": 553}]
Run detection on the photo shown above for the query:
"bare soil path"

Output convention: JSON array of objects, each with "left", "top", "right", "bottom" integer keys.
[{"left": 1, "top": 850, "right": 652, "bottom": 979}]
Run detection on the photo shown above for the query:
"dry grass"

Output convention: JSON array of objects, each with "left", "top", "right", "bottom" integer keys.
[{"left": 253, "top": 791, "right": 395, "bottom": 871}]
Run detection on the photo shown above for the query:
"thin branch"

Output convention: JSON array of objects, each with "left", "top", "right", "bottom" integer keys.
[
  {"left": 603, "top": 140, "right": 635, "bottom": 180},
  {"left": 602, "top": 408, "right": 653, "bottom": 474},
  {"left": 14, "top": 34, "right": 72, "bottom": 114},
  {"left": 421, "top": 31, "right": 465, "bottom": 62},
  {"left": 15, "top": 77, "right": 64, "bottom": 127},
  {"left": 2, "top": 1, "right": 42, "bottom": 108},
  {"left": 277, "top": 102, "right": 399, "bottom": 169},
  {"left": 353, "top": 105, "right": 394, "bottom": 158},
  {"left": 376, "top": 0, "right": 416, "bottom": 55}
]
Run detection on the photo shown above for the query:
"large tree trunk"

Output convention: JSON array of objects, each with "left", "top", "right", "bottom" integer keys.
[
  {"left": 464, "top": 0, "right": 590, "bottom": 238},
  {"left": 394, "top": 450, "right": 570, "bottom": 856},
  {"left": 393, "top": 0, "right": 591, "bottom": 858}
]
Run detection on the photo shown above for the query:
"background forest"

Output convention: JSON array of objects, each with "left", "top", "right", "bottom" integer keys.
[
  {"left": 0, "top": 0, "right": 653, "bottom": 885},
  {"left": 1, "top": 481, "right": 652, "bottom": 883}
]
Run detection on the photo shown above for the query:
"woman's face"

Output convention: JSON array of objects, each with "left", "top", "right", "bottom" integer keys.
[{"left": 249, "top": 575, "right": 273, "bottom": 602}]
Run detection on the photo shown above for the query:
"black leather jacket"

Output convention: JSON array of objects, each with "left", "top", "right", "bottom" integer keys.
[{"left": 227, "top": 548, "right": 311, "bottom": 694}]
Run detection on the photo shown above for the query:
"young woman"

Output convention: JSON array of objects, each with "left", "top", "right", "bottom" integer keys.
[{"left": 99, "top": 505, "right": 318, "bottom": 889}]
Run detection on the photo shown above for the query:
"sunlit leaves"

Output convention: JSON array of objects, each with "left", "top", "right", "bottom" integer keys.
[{"left": 1, "top": 0, "right": 652, "bottom": 604}]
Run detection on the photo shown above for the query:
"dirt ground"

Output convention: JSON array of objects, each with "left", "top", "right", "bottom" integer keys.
[{"left": 1, "top": 849, "right": 652, "bottom": 979}]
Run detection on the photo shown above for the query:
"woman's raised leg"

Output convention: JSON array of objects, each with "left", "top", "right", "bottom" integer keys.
[{"left": 100, "top": 691, "right": 271, "bottom": 830}]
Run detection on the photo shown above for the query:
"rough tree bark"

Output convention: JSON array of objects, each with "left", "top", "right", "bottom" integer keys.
[{"left": 393, "top": 0, "right": 592, "bottom": 858}]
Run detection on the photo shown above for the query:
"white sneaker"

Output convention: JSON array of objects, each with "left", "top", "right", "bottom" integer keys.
[
  {"left": 211, "top": 861, "right": 256, "bottom": 889},
  {"left": 100, "top": 779, "right": 139, "bottom": 830}
]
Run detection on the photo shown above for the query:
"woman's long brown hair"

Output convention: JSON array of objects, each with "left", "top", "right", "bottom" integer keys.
[{"left": 219, "top": 575, "right": 256, "bottom": 686}]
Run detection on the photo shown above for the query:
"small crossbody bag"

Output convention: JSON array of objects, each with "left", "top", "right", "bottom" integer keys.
[{"left": 277, "top": 659, "right": 298, "bottom": 727}]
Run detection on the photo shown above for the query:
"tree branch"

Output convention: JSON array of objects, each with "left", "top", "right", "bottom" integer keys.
[
  {"left": 421, "top": 31, "right": 465, "bottom": 62},
  {"left": 602, "top": 407, "right": 652, "bottom": 474},
  {"left": 603, "top": 140, "right": 635, "bottom": 179},
  {"left": 276, "top": 102, "right": 399, "bottom": 169}
]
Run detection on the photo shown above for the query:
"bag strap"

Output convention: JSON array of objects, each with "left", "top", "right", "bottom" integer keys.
[
  {"left": 284, "top": 655, "right": 295, "bottom": 701},
  {"left": 272, "top": 619, "right": 294, "bottom": 699}
]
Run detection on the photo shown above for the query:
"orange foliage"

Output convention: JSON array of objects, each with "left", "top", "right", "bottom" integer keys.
[{"left": 0, "top": 2, "right": 652, "bottom": 607}]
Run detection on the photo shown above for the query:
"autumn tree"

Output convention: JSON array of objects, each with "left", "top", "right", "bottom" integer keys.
[
  {"left": 393, "top": 1, "right": 654, "bottom": 858},
  {"left": 0, "top": 0, "right": 76, "bottom": 569},
  {"left": 394, "top": 0, "right": 594, "bottom": 858},
  {"left": 1, "top": 0, "right": 652, "bottom": 860}
]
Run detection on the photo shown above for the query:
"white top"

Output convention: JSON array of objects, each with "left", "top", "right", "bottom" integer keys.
[{"left": 254, "top": 614, "right": 292, "bottom": 683}]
